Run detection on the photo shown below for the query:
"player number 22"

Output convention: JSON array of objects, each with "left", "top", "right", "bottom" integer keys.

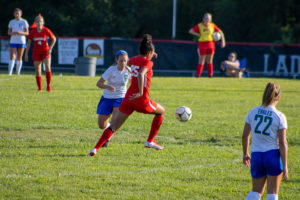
[{"left": 254, "top": 114, "right": 272, "bottom": 136}]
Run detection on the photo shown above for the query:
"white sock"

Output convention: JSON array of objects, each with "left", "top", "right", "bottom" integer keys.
[
  {"left": 16, "top": 61, "right": 23, "bottom": 75},
  {"left": 266, "top": 194, "right": 278, "bottom": 200},
  {"left": 246, "top": 191, "right": 261, "bottom": 200},
  {"left": 8, "top": 60, "right": 15, "bottom": 75}
]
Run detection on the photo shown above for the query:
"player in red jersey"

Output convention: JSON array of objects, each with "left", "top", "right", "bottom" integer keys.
[
  {"left": 89, "top": 34, "right": 165, "bottom": 156},
  {"left": 25, "top": 14, "right": 56, "bottom": 91},
  {"left": 189, "top": 13, "right": 226, "bottom": 77}
]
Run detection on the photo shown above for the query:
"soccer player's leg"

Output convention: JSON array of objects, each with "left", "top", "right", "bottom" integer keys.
[
  {"left": 265, "top": 150, "right": 283, "bottom": 199},
  {"left": 16, "top": 46, "right": 25, "bottom": 75},
  {"left": 43, "top": 55, "right": 52, "bottom": 92},
  {"left": 143, "top": 100, "right": 165, "bottom": 150},
  {"left": 196, "top": 47, "right": 206, "bottom": 77},
  {"left": 89, "top": 99, "right": 132, "bottom": 156},
  {"left": 206, "top": 49, "right": 215, "bottom": 77},
  {"left": 8, "top": 46, "right": 17, "bottom": 75},
  {"left": 246, "top": 152, "right": 267, "bottom": 199},
  {"left": 34, "top": 57, "right": 43, "bottom": 91}
]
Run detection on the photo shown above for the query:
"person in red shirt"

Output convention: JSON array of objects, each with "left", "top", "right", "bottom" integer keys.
[
  {"left": 25, "top": 14, "right": 56, "bottom": 91},
  {"left": 89, "top": 34, "right": 165, "bottom": 156},
  {"left": 189, "top": 13, "right": 226, "bottom": 77}
]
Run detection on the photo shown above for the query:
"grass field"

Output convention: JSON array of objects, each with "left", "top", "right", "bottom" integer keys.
[{"left": 0, "top": 73, "right": 299, "bottom": 200}]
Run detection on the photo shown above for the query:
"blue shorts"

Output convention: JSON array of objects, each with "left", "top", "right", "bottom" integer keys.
[
  {"left": 10, "top": 43, "right": 27, "bottom": 48},
  {"left": 251, "top": 149, "right": 283, "bottom": 178},
  {"left": 97, "top": 96, "right": 124, "bottom": 115}
]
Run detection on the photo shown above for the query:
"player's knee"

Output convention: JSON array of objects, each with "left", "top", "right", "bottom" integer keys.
[{"left": 98, "top": 123, "right": 106, "bottom": 129}]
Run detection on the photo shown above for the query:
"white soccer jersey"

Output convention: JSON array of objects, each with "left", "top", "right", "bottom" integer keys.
[
  {"left": 101, "top": 65, "right": 131, "bottom": 99},
  {"left": 245, "top": 105, "right": 287, "bottom": 152},
  {"left": 8, "top": 18, "right": 29, "bottom": 44}
]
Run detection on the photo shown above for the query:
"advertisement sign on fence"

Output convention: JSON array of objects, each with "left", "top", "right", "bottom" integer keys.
[
  {"left": 58, "top": 38, "right": 79, "bottom": 65},
  {"left": 0, "top": 39, "right": 10, "bottom": 64},
  {"left": 83, "top": 39, "right": 104, "bottom": 65}
]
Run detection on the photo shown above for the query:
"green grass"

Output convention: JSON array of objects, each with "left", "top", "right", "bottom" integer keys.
[{"left": 0, "top": 73, "right": 299, "bottom": 199}]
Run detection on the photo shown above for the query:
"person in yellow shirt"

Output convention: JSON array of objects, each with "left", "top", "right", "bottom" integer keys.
[{"left": 189, "top": 13, "right": 225, "bottom": 77}]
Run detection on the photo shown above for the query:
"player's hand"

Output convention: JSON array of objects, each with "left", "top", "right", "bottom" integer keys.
[
  {"left": 107, "top": 85, "right": 116, "bottom": 92},
  {"left": 221, "top": 41, "right": 226, "bottom": 48},
  {"left": 243, "top": 154, "right": 251, "bottom": 168},
  {"left": 128, "top": 93, "right": 142, "bottom": 100},
  {"left": 283, "top": 167, "right": 288, "bottom": 181},
  {"left": 153, "top": 52, "right": 158, "bottom": 59},
  {"left": 24, "top": 55, "right": 28, "bottom": 62}
]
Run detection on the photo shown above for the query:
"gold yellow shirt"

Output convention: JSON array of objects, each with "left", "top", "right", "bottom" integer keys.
[{"left": 198, "top": 23, "right": 216, "bottom": 42}]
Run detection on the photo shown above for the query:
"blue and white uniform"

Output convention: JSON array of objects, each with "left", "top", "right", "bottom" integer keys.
[
  {"left": 8, "top": 18, "right": 29, "bottom": 75},
  {"left": 8, "top": 18, "right": 29, "bottom": 48},
  {"left": 97, "top": 65, "right": 131, "bottom": 115},
  {"left": 245, "top": 105, "right": 287, "bottom": 178}
]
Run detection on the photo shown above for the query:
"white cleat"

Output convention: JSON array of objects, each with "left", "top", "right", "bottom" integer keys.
[
  {"left": 89, "top": 148, "right": 97, "bottom": 156},
  {"left": 144, "top": 141, "right": 164, "bottom": 150}
]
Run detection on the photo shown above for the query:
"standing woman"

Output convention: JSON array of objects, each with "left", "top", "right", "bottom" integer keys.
[
  {"left": 189, "top": 13, "right": 225, "bottom": 77},
  {"left": 8, "top": 8, "right": 29, "bottom": 75},
  {"left": 89, "top": 34, "right": 165, "bottom": 156},
  {"left": 242, "top": 82, "right": 288, "bottom": 200},
  {"left": 96, "top": 50, "right": 131, "bottom": 147},
  {"left": 25, "top": 14, "right": 56, "bottom": 92}
]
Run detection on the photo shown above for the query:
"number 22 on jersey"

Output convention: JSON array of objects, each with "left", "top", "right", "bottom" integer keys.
[{"left": 254, "top": 114, "right": 273, "bottom": 136}]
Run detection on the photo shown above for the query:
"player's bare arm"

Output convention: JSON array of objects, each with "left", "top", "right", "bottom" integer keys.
[
  {"left": 129, "top": 67, "right": 148, "bottom": 100},
  {"left": 97, "top": 77, "right": 116, "bottom": 92}
]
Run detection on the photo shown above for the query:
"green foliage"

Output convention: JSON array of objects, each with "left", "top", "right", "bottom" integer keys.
[
  {"left": 0, "top": 74, "right": 300, "bottom": 199},
  {"left": 0, "top": 0, "right": 299, "bottom": 43}
]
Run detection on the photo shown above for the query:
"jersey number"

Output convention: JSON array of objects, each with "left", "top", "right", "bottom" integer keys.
[
  {"left": 131, "top": 65, "right": 139, "bottom": 77},
  {"left": 254, "top": 114, "right": 272, "bottom": 136}
]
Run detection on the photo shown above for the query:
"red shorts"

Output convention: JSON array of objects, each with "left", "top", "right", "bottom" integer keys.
[
  {"left": 197, "top": 41, "right": 215, "bottom": 55},
  {"left": 33, "top": 49, "right": 50, "bottom": 61},
  {"left": 119, "top": 97, "right": 158, "bottom": 115}
]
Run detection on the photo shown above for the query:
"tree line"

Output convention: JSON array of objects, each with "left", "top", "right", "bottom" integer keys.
[{"left": 1, "top": 0, "right": 299, "bottom": 44}]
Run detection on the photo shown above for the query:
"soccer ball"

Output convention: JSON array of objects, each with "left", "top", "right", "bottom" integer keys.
[
  {"left": 175, "top": 106, "right": 192, "bottom": 122},
  {"left": 213, "top": 32, "right": 221, "bottom": 41}
]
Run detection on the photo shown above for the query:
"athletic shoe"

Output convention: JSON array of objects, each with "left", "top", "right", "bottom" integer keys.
[
  {"left": 144, "top": 141, "right": 164, "bottom": 150},
  {"left": 89, "top": 148, "right": 97, "bottom": 156}
]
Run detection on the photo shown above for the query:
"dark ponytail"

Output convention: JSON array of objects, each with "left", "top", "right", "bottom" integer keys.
[{"left": 139, "top": 34, "right": 154, "bottom": 56}]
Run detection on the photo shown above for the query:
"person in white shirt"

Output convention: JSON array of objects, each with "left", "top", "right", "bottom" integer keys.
[
  {"left": 7, "top": 8, "right": 29, "bottom": 75},
  {"left": 242, "top": 82, "right": 288, "bottom": 200},
  {"left": 96, "top": 50, "right": 131, "bottom": 147}
]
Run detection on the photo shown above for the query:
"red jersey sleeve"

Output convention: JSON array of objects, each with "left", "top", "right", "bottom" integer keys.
[
  {"left": 144, "top": 60, "right": 153, "bottom": 70},
  {"left": 45, "top": 27, "right": 54, "bottom": 39},
  {"left": 28, "top": 30, "right": 34, "bottom": 40},
  {"left": 214, "top": 24, "right": 221, "bottom": 32},
  {"left": 192, "top": 24, "right": 200, "bottom": 33}
]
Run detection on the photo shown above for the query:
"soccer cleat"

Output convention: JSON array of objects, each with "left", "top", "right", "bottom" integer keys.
[
  {"left": 144, "top": 141, "right": 164, "bottom": 150},
  {"left": 89, "top": 148, "right": 98, "bottom": 156}
]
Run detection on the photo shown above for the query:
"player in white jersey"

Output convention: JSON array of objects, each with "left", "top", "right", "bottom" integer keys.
[
  {"left": 242, "top": 82, "right": 288, "bottom": 200},
  {"left": 7, "top": 8, "right": 29, "bottom": 75},
  {"left": 96, "top": 50, "right": 130, "bottom": 147}
]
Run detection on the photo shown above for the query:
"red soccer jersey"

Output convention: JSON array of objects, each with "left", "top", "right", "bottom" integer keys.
[
  {"left": 28, "top": 27, "right": 54, "bottom": 51},
  {"left": 126, "top": 56, "right": 153, "bottom": 100}
]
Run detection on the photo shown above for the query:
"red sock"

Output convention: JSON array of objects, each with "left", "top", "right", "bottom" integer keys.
[
  {"left": 207, "top": 63, "right": 213, "bottom": 77},
  {"left": 147, "top": 115, "right": 164, "bottom": 142},
  {"left": 35, "top": 76, "right": 42, "bottom": 91},
  {"left": 46, "top": 71, "right": 52, "bottom": 90},
  {"left": 95, "top": 128, "right": 114, "bottom": 150},
  {"left": 196, "top": 64, "right": 204, "bottom": 77}
]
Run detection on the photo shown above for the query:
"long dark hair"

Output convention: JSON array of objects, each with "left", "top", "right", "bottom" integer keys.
[{"left": 139, "top": 34, "right": 154, "bottom": 56}]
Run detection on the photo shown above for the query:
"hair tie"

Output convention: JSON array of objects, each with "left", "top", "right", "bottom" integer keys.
[{"left": 115, "top": 50, "right": 128, "bottom": 58}]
